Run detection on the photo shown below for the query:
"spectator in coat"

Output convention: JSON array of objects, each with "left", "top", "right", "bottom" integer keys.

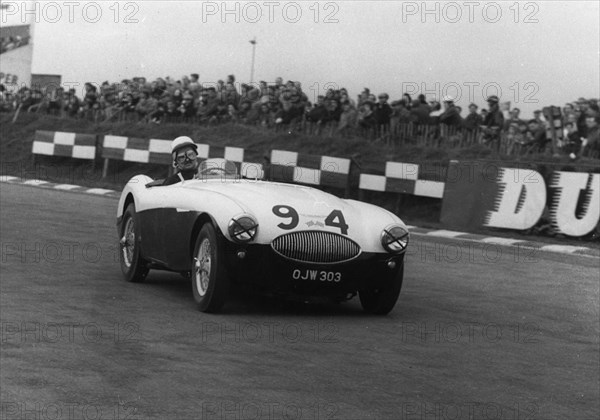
[
  {"left": 505, "top": 121, "right": 527, "bottom": 155},
  {"left": 274, "top": 77, "right": 284, "bottom": 91},
  {"left": 275, "top": 90, "right": 304, "bottom": 126},
  {"left": 257, "top": 103, "right": 274, "bottom": 127},
  {"left": 438, "top": 96, "right": 462, "bottom": 127},
  {"left": 563, "top": 103, "right": 575, "bottom": 123},
  {"left": 171, "top": 89, "right": 183, "bottom": 107},
  {"left": 561, "top": 122, "right": 582, "bottom": 156},
  {"left": 237, "top": 100, "right": 252, "bottom": 123},
  {"left": 402, "top": 93, "right": 413, "bottom": 109},
  {"left": 357, "top": 88, "right": 370, "bottom": 106},
  {"left": 481, "top": 95, "right": 504, "bottom": 150},
  {"left": 429, "top": 101, "right": 443, "bottom": 118},
  {"left": 533, "top": 109, "right": 546, "bottom": 126},
  {"left": 46, "top": 87, "right": 64, "bottom": 116},
  {"left": 373, "top": 93, "right": 393, "bottom": 133},
  {"left": 135, "top": 90, "right": 158, "bottom": 120},
  {"left": 119, "top": 93, "right": 137, "bottom": 117},
  {"left": 358, "top": 101, "right": 377, "bottom": 131},
  {"left": 323, "top": 99, "right": 342, "bottom": 125},
  {"left": 223, "top": 83, "right": 240, "bottom": 106},
  {"left": 582, "top": 115, "right": 600, "bottom": 158},
  {"left": 339, "top": 88, "right": 355, "bottom": 108},
  {"left": 63, "top": 89, "right": 80, "bottom": 117},
  {"left": 524, "top": 119, "right": 549, "bottom": 153},
  {"left": 463, "top": 103, "right": 483, "bottom": 130},
  {"left": 505, "top": 108, "right": 526, "bottom": 131},
  {"left": 196, "top": 89, "right": 219, "bottom": 122},
  {"left": 392, "top": 99, "right": 412, "bottom": 124},
  {"left": 306, "top": 95, "right": 328, "bottom": 125},
  {"left": 189, "top": 73, "right": 200, "bottom": 93},
  {"left": 178, "top": 92, "right": 196, "bottom": 118},
  {"left": 163, "top": 100, "right": 179, "bottom": 121},
  {"left": 337, "top": 101, "right": 358, "bottom": 136},
  {"left": 410, "top": 99, "right": 431, "bottom": 124},
  {"left": 0, "top": 85, "right": 12, "bottom": 112},
  {"left": 576, "top": 99, "right": 590, "bottom": 137},
  {"left": 83, "top": 83, "right": 97, "bottom": 117}
]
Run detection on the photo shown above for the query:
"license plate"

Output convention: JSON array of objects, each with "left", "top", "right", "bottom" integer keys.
[{"left": 292, "top": 269, "right": 342, "bottom": 283}]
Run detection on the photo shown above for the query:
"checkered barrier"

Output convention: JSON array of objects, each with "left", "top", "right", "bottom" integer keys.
[
  {"left": 101, "top": 135, "right": 263, "bottom": 179},
  {"left": 269, "top": 150, "right": 351, "bottom": 190},
  {"left": 195, "top": 143, "right": 263, "bottom": 179},
  {"left": 32, "top": 131, "right": 97, "bottom": 160},
  {"left": 358, "top": 162, "right": 445, "bottom": 198},
  {"left": 102, "top": 135, "right": 172, "bottom": 165}
]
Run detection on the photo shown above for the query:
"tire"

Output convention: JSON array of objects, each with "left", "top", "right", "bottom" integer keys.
[
  {"left": 191, "top": 224, "right": 230, "bottom": 313},
  {"left": 359, "top": 263, "right": 404, "bottom": 315},
  {"left": 119, "top": 203, "right": 149, "bottom": 283}
]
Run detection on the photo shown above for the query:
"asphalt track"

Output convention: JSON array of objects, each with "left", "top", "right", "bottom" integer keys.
[{"left": 1, "top": 183, "right": 598, "bottom": 420}]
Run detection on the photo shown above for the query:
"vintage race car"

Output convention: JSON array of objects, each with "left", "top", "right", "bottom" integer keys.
[{"left": 116, "top": 158, "right": 409, "bottom": 314}]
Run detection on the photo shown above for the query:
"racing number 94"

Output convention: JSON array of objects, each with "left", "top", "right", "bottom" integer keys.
[{"left": 272, "top": 205, "right": 349, "bottom": 235}]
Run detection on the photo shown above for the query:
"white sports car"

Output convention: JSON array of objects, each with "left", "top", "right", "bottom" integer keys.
[{"left": 116, "top": 158, "right": 409, "bottom": 314}]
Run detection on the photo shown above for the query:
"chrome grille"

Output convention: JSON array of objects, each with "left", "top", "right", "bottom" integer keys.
[{"left": 271, "top": 231, "right": 361, "bottom": 264}]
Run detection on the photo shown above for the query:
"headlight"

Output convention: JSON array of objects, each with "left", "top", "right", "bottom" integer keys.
[
  {"left": 381, "top": 225, "right": 409, "bottom": 253},
  {"left": 228, "top": 215, "right": 258, "bottom": 243}
]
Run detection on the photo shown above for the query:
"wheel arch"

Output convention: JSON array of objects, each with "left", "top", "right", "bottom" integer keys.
[
  {"left": 123, "top": 193, "right": 135, "bottom": 215},
  {"left": 117, "top": 193, "right": 136, "bottom": 236},
  {"left": 189, "top": 213, "right": 220, "bottom": 258}
]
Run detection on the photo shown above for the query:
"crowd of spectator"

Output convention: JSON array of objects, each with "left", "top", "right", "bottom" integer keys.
[{"left": 1, "top": 73, "right": 599, "bottom": 159}]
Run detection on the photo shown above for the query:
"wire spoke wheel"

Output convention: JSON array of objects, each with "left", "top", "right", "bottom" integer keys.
[
  {"left": 121, "top": 217, "right": 135, "bottom": 268},
  {"left": 191, "top": 224, "right": 229, "bottom": 312},
  {"left": 194, "top": 239, "right": 212, "bottom": 296},
  {"left": 119, "top": 203, "right": 148, "bottom": 283}
]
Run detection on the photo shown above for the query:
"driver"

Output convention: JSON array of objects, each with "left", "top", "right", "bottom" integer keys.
[{"left": 162, "top": 136, "right": 200, "bottom": 185}]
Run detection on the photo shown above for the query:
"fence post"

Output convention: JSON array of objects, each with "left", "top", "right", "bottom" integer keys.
[
  {"left": 102, "top": 158, "right": 110, "bottom": 179},
  {"left": 11, "top": 104, "right": 22, "bottom": 123},
  {"left": 91, "top": 134, "right": 99, "bottom": 171},
  {"left": 347, "top": 156, "right": 361, "bottom": 199}
]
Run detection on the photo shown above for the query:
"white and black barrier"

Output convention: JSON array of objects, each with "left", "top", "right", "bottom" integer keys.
[{"left": 101, "top": 135, "right": 264, "bottom": 179}]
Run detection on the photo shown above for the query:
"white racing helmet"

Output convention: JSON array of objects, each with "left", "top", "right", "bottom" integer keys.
[{"left": 171, "top": 136, "right": 198, "bottom": 156}]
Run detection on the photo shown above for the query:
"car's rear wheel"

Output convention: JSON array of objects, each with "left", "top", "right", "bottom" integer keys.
[
  {"left": 192, "top": 224, "right": 230, "bottom": 313},
  {"left": 359, "top": 263, "right": 404, "bottom": 315},
  {"left": 119, "top": 203, "right": 149, "bottom": 282}
]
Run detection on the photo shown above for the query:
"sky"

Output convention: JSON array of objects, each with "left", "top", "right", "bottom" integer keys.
[{"left": 3, "top": 0, "right": 599, "bottom": 116}]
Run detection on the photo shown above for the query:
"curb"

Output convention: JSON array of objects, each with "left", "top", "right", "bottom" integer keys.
[
  {"left": 1, "top": 175, "right": 121, "bottom": 199},
  {"left": 407, "top": 227, "right": 599, "bottom": 258},
  {"left": 2, "top": 176, "right": 598, "bottom": 258}
]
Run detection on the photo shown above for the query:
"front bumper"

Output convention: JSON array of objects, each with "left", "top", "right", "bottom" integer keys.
[{"left": 223, "top": 242, "right": 405, "bottom": 297}]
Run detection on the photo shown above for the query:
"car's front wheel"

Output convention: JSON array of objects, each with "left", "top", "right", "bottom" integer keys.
[
  {"left": 119, "top": 203, "right": 149, "bottom": 282},
  {"left": 191, "top": 224, "right": 230, "bottom": 313},
  {"left": 359, "top": 263, "right": 404, "bottom": 315}
]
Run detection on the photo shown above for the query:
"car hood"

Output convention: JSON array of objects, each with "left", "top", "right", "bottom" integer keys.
[{"left": 181, "top": 179, "right": 350, "bottom": 213}]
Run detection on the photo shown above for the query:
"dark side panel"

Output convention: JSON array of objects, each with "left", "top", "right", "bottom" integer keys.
[{"left": 138, "top": 208, "right": 202, "bottom": 270}]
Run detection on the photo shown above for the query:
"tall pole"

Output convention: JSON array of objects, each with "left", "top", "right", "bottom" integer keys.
[{"left": 249, "top": 37, "right": 257, "bottom": 84}]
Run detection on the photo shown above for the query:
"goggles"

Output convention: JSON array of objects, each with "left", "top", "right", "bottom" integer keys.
[{"left": 175, "top": 150, "right": 198, "bottom": 163}]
